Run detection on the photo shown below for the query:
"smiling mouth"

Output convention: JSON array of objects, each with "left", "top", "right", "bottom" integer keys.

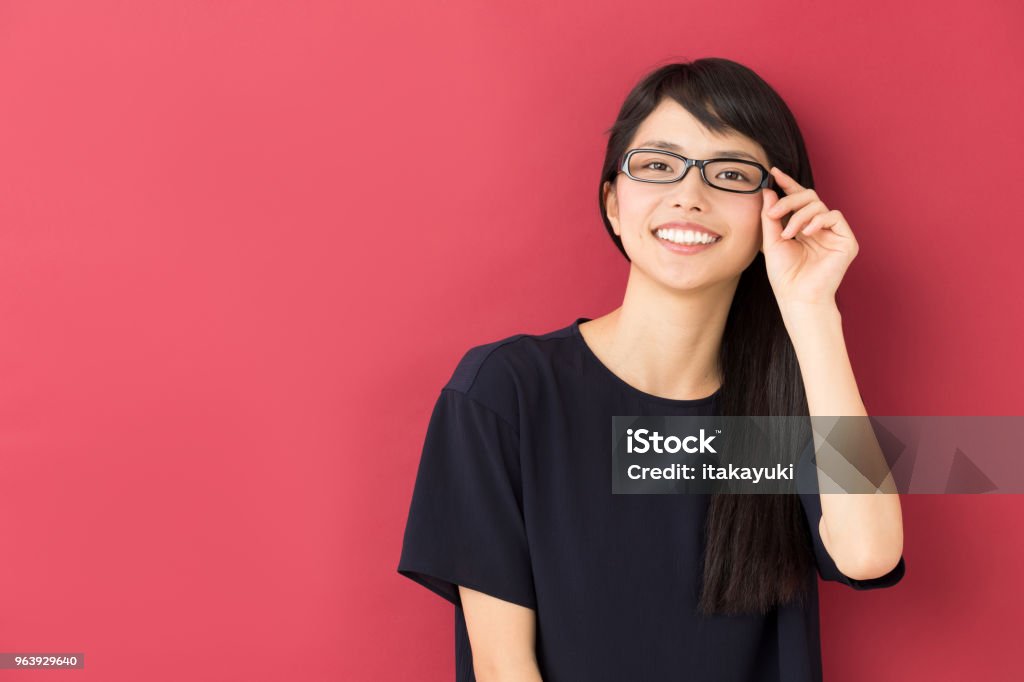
[{"left": 652, "top": 227, "right": 723, "bottom": 245}]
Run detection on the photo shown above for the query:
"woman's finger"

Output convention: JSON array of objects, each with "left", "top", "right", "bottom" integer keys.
[{"left": 782, "top": 200, "right": 828, "bottom": 239}]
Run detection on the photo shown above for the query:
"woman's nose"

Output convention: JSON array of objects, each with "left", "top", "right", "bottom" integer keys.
[{"left": 669, "top": 163, "right": 712, "bottom": 201}]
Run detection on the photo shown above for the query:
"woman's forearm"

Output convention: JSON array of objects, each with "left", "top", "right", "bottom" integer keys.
[{"left": 782, "top": 302, "right": 905, "bottom": 579}]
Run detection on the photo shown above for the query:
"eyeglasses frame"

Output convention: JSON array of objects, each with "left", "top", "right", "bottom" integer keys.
[{"left": 617, "top": 147, "right": 775, "bottom": 194}]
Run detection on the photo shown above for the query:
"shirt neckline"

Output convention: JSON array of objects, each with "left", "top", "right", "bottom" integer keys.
[{"left": 570, "top": 316, "right": 722, "bottom": 408}]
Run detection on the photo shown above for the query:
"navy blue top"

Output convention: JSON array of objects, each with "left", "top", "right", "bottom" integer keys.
[{"left": 397, "top": 317, "right": 905, "bottom": 681}]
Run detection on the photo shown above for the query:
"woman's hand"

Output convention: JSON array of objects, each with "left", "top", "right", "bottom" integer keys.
[{"left": 759, "top": 167, "right": 859, "bottom": 309}]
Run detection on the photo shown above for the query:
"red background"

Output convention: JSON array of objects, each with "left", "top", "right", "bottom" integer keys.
[{"left": 1, "top": 1, "right": 1022, "bottom": 680}]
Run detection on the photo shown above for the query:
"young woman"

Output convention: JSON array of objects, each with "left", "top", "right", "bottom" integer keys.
[{"left": 398, "top": 57, "right": 906, "bottom": 682}]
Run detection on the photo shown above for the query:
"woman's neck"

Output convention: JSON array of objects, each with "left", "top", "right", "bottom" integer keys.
[{"left": 580, "top": 272, "right": 736, "bottom": 400}]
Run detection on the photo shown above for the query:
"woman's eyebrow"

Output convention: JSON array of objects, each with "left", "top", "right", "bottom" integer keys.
[{"left": 638, "top": 139, "right": 762, "bottom": 163}]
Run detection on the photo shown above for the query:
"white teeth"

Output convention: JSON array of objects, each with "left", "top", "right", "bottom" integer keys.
[{"left": 654, "top": 228, "right": 721, "bottom": 245}]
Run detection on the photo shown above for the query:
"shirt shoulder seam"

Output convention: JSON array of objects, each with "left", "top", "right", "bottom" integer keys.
[{"left": 440, "top": 386, "right": 520, "bottom": 436}]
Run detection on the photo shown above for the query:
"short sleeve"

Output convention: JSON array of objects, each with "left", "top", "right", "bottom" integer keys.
[
  {"left": 796, "top": 439, "right": 906, "bottom": 590},
  {"left": 397, "top": 388, "right": 537, "bottom": 610}
]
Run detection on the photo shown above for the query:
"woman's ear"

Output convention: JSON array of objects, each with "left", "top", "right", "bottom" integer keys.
[{"left": 603, "top": 180, "right": 620, "bottom": 236}]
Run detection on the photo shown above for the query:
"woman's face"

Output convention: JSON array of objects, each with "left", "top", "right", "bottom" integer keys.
[{"left": 604, "top": 98, "right": 771, "bottom": 291}]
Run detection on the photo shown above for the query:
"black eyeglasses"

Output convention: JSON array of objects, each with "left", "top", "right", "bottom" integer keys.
[{"left": 618, "top": 148, "right": 773, "bottom": 194}]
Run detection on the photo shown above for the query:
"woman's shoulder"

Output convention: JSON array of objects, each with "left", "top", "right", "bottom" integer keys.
[{"left": 441, "top": 319, "right": 579, "bottom": 421}]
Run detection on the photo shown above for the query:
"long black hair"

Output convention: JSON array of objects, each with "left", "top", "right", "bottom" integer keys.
[{"left": 598, "top": 58, "right": 831, "bottom": 615}]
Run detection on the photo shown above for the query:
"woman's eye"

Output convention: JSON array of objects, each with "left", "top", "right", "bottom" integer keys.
[
  {"left": 645, "top": 162, "right": 671, "bottom": 171},
  {"left": 718, "top": 170, "right": 748, "bottom": 181}
]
